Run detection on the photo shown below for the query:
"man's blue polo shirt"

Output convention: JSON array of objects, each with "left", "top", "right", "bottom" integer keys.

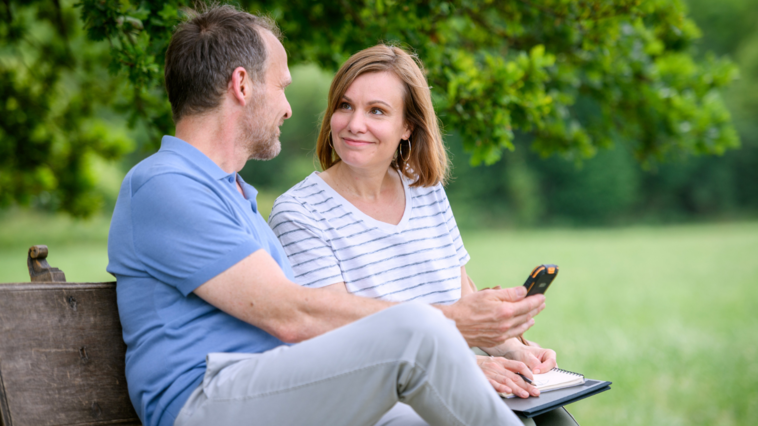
[{"left": 107, "top": 136, "right": 295, "bottom": 426}]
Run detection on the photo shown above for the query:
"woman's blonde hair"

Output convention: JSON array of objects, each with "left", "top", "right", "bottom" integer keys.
[{"left": 316, "top": 44, "right": 449, "bottom": 187}]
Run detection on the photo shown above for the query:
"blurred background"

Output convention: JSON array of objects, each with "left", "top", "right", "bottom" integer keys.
[{"left": 1, "top": 0, "right": 756, "bottom": 425}]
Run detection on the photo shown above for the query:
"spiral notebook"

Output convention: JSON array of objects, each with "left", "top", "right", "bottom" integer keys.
[{"left": 499, "top": 368, "right": 585, "bottom": 398}]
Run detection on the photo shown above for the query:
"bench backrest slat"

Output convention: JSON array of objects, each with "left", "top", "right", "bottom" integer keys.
[{"left": 0, "top": 282, "right": 141, "bottom": 426}]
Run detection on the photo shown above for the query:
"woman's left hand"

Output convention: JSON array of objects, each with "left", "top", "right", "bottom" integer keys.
[
  {"left": 475, "top": 355, "right": 540, "bottom": 398},
  {"left": 501, "top": 339, "right": 557, "bottom": 374}
]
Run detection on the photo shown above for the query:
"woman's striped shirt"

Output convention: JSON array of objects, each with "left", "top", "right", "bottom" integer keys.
[{"left": 268, "top": 171, "right": 469, "bottom": 305}]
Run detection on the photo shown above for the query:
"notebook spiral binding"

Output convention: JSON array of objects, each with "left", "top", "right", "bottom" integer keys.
[{"left": 552, "top": 368, "right": 584, "bottom": 378}]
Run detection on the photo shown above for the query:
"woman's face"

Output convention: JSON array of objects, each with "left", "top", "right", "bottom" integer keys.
[{"left": 330, "top": 71, "right": 412, "bottom": 171}]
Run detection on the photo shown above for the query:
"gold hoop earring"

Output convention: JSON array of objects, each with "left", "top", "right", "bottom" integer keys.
[{"left": 400, "top": 137, "right": 412, "bottom": 163}]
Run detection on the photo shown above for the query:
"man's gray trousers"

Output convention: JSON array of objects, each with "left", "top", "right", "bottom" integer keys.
[{"left": 174, "top": 302, "right": 522, "bottom": 426}]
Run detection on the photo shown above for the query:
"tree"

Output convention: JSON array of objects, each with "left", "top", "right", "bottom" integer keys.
[
  {"left": 0, "top": 0, "right": 133, "bottom": 216},
  {"left": 1, "top": 0, "right": 740, "bottom": 216}
]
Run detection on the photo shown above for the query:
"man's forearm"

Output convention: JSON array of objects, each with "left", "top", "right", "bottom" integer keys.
[
  {"left": 194, "top": 250, "right": 397, "bottom": 343},
  {"left": 277, "top": 285, "right": 395, "bottom": 342}
]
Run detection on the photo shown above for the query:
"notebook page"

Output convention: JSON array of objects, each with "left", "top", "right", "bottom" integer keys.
[{"left": 499, "top": 368, "right": 585, "bottom": 399}]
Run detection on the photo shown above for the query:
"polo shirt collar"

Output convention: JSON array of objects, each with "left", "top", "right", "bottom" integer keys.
[
  {"left": 237, "top": 174, "right": 259, "bottom": 213},
  {"left": 160, "top": 135, "right": 260, "bottom": 213},
  {"left": 159, "top": 135, "right": 230, "bottom": 181}
]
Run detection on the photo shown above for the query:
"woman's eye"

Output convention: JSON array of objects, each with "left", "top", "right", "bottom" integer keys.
[
  {"left": 339, "top": 102, "right": 352, "bottom": 110},
  {"left": 370, "top": 108, "right": 385, "bottom": 115}
]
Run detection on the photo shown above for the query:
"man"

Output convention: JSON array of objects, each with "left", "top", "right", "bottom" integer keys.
[{"left": 107, "top": 6, "right": 546, "bottom": 426}]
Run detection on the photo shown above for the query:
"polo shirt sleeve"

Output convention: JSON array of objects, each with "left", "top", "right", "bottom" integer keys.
[
  {"left": 437, "top": 184, "right": 470, "bottom": 267},
  {"left": 268, "top": 196, "right": 344, "bottom": 288},
  {"left": 130, "top": 173, "right": 262, "bottom": 296}
]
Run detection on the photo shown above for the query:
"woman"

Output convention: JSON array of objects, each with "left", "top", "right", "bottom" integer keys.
[{"left": 268, "top": 44, "right": 576, "bottom": 426}]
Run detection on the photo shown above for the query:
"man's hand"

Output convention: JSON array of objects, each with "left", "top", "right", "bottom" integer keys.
[
  {"left": 501, "top": 339, "right": 557, "bottom": 374},
  {"left": 439, "top": 286, "right": 545, "bottom": 348},
  {"left": 476, "top": 355, "right": 540, "bottom": 398}
]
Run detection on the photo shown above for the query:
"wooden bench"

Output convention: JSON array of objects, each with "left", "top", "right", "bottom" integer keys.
[{"left": 0, "top": 246, "right": 140, "bottom": 425}]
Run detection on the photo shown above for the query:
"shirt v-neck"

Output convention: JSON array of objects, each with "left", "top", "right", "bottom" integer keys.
[{"left": 311, "top": 170, "right": 412, "bottom": 234}]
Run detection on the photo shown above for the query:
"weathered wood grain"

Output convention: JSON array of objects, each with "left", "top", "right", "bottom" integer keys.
[{"left": 0, "top": 282, "right": 141, "bottom": 426}]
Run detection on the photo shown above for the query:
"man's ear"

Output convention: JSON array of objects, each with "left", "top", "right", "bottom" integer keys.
[{"left": 229, "top": 66, "right": 250, "bottom": 107}]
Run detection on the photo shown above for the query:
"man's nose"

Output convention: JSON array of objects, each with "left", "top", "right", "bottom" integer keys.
[{"left": 283, "top": 97, "right": 292, "bottom": 120}]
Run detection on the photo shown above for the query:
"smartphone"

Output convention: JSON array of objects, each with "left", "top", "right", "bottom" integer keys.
[{"left": 523, "top": 264, "right": 559, "bottom": 296}]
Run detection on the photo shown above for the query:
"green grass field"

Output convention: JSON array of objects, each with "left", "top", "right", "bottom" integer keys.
[
  {"left": 1, "top": 209, "right": 756, "bottom": 425},
  {"left": 464, "top": 223, "right": 758, "bottom": 425}
]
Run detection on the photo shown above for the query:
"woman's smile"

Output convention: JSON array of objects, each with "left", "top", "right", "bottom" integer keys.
[{"left": 342, "top": 137, "right": 375, "bottom": 147}]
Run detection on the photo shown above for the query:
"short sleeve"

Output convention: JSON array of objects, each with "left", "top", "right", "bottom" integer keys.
[
  {"left": 436, "top": 185, "right": 470, "bottom": 267},
  {"left": 268, "top": 196, "right": 344, "bottom": 288},
  {"left": 131, "top": 174, "right": 261, "bottom": 296}
]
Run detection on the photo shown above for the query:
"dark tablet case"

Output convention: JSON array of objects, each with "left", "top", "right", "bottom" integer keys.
[{"left": 503, "top": 379, "right": 612, "bottom": 418}]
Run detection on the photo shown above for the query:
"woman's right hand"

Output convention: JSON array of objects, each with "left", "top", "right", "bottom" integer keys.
[{"left": 475, "top": 355, "right": 541, "bottom": 399}]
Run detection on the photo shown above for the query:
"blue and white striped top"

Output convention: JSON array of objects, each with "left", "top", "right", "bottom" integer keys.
[{"left": 268, "top": 171, "right": 470, "bottom": 305}]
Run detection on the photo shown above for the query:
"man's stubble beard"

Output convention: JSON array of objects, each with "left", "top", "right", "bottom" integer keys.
[{"left": 243, "top": 93, "right": 282, "bottom": 161}]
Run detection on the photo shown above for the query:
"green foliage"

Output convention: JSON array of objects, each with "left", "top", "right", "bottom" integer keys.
[
  {"left": 0, "top": 1, "right": 133, "bottom": 217},
  {"left": 444, "top": 0, "right": 758, "bottom": 226},
  {"left": 446, "top": 135, "right": 644, "bottom": 226},
  {"left": 684, "top": 0, "right": 758, "bottom": 212},
  {"left": 241, "top": 0, "right": 739, "bottom": 165},
  {"left": 0, "top": 0, "right": 742, "bottom": 217},
  {"left": 76, "top": 0, "right": 178, "bottom": 132},
  {"left": 70, "top": 0, "right": 744, "bottom": 161}
]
